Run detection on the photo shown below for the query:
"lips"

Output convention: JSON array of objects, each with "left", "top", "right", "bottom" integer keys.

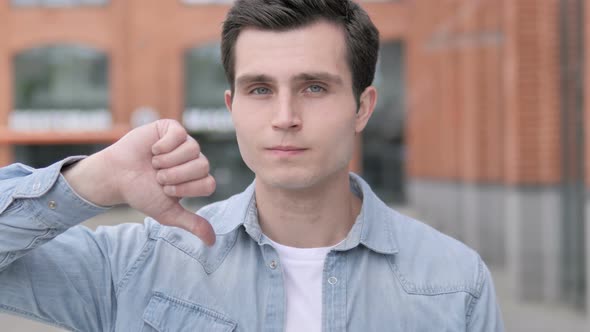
[
  {"left": 267, "top": 146, "right": 306, "bottom": 151},
  {"left": 266, "top": 146, "right": 308, "bottom": 156}
]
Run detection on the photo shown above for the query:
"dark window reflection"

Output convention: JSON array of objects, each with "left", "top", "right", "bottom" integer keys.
[
  {"left": 184, "top": 44, "right": 253, "bottom": 203},
  {"left": 12, "top": 44, "right": 110, "bottom": 166},
  {"left": 14, "top": 144, "right": 108, "bottom": 169},
  {"left": 363, "top": 41, "right": 406, "bottom": 203},
  {"left": 14, "top": 45, "right": 109, "bottom": 111}
]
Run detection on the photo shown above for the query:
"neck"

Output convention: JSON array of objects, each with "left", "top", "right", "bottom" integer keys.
[{"left": 255, "top": 171, "right": 362, "bottom": 248}]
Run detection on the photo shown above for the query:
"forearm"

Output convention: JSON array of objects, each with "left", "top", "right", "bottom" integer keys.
[{"left": 0, "top": 163, "right": 139, "bottom": 331}]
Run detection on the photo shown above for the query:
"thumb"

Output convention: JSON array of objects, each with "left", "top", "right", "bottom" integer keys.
[{"left": 154, "top": 203, "right": 216, "bottom": 246}]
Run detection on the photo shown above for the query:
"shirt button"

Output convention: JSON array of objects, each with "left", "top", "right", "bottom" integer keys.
[
  {"left": 48, "top": 201, "right": 57, "bottom": 209},
  {"left": 269, "top": 260, "right": 278, "bottom": 269},
  {"left": 328, "top": 276, "right": 338, "bottom": 285}
]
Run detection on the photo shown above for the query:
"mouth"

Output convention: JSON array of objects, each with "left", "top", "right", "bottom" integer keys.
[{"left": 265, "top": 146, "right": 308, "bottom": 156}]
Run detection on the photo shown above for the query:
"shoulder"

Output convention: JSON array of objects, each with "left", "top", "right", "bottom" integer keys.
[{"left": 388, "top": 208, "right": 486, "bottom": 297}]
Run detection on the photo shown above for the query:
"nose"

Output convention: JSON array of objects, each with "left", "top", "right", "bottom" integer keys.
[{"left": 271, "top": 93, "right": 302, "bottom": 131}]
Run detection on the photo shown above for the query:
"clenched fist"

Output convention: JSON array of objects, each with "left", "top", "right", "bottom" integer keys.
[{"left": 63, "top": 119, "right": 216, "bottom": 245}]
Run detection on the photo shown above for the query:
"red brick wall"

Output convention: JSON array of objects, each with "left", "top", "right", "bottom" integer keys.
[
  {"left": 0, "top": 2, "right": 10, "bottom": 127},
  {"left": 503, "top": 0, "right": 561, "bottom": 185},
  {"left": 407, "top": 0, "right": 562, "bottom": 185}
]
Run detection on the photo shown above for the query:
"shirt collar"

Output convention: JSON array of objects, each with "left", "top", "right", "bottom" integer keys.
[{"left": 207, "top": 173, "right": 399, "bottom": 255}]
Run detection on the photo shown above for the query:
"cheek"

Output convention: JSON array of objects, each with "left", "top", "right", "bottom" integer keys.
[
  {"left": 231, "top": 112, "right": 257, "bottom": 163},
  {"left": 314, "top": 117, "right": 356, "bottom": 158},
  {"left": 233, "top": 128, "right": 259, "bottom": 173}
]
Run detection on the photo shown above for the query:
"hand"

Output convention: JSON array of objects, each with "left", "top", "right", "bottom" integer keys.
[{"left": 63, "top": 119, "right": 216, "bottom": 245}]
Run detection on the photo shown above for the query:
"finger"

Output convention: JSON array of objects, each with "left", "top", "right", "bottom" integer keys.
[
  {"left": 152, "top": 137, "right": 201, "bottom": 169},
  {"left": 156, "top": 203, "right": 216, "bottom": 246},
  {"left": 156, "top": 156, "right": 210, "bottom": 186},
  {"left": 152, "top": 120, "right": 189, "bottom": 155},
  {"left": 163, "top": 175, "right": 216, "bottom": 198}
]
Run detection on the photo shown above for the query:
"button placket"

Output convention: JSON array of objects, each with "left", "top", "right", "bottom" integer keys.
[
  {"left": 323, "top": 251, "right": 347, "bottom": 332},
  {"left": 260, "top": 244, "right": 286, "bottom": 330}
]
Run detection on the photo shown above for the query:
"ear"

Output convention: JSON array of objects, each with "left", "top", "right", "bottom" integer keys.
[
  {"left": 354, "top": 86, "right": 377, "bottom": 133},
  {"left": 224, "top": 90, "right": 233, "bottom": 113}
]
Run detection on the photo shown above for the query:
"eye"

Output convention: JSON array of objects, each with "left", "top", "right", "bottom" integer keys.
[
  {"left": 305, "top": 85, "right": 326, "bottom": 93},
  {"left": 250, "top": 87, "right": 272, "bottom": 95}
]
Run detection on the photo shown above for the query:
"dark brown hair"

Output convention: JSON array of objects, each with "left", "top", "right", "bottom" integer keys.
[{"left": 221, "top": 0, "right": 380, "bottom": 103}]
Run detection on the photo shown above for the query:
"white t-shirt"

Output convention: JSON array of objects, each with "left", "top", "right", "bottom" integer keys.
[{"left": 266, "top": 236, "right": 338, "bottom": 332}]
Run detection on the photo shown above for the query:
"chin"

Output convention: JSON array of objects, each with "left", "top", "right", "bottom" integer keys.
[
  {"left": 258, "top": 166, "right": 351, "bottom": 192},
  {"left": 257, "top": 169, "right": 321, "bottom": 191}
]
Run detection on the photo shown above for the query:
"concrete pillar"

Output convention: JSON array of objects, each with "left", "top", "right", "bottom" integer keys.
[{"left": 505, "top": 187, "right": 562, "bottom": 302}]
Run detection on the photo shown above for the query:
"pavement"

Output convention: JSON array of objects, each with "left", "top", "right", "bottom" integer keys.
[
  {"left": 1, "top": 205, "right": 589, "bottom": 331},
  {"left": 492, "top": 267, "right": 588, "bottom": 331}
]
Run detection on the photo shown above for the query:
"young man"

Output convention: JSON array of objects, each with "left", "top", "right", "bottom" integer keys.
[{"left": 0, "top": 0, "right": 503, "bottom": 331}]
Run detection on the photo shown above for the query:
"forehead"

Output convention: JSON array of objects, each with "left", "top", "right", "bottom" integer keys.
[{"left": 233, "top": 21, "right": 351, "bottom": 83}]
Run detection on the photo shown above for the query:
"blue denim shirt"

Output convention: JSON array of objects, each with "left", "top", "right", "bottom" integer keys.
[{"left": 0, "top": 158, "right": 503, "bottom": 331}]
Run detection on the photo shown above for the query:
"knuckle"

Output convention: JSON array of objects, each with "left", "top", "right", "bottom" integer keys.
[
  {"left": 187, "top": 136, "right": 200, "bottom": 150},
  {"left": 157, "top": 171, "right": 167, "bottom": 184},
  {"left": 192, "top": 158, "right": 209, "bottom": 175},
  {"left": 202, "top": 160, "right": 210, "bottom": 174},
  {"left": 152, "top": 156, "right": 161, "bottom": 168},
  {"left": 169, "top": 185, "right": 182, "bottom": 197},
  {"left": 205, "top": 176, "right": 216, "bottom": 195},
  {"left": 190, "top": 142, "right": 201, "bottom": 157},
  {"left": 163, "top": 170, "right": 177, "bottom": 184}
]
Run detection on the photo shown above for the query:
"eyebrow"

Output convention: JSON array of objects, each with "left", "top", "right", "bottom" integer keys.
[
  {"left": 292, "top": 72, "right": 344, "bottom": 86},
  {"left": 236, "top": 74, "right": 275, "bottom": 88},
  {"left": 235, "top": 72, "right": 344, "bottom": 87}
]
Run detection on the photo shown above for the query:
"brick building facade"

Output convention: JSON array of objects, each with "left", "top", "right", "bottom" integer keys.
[
  {"left": 0, "top": 1, "right": 407, "bottom": 170},
  {"left": 407, "top": 0, "right": 588, "bottom": 312},
  {"left": 0, "top": 0, "right": 588, "bottom": 317}
]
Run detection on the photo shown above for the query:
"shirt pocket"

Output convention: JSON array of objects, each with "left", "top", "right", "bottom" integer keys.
[{"left": 142, "top": 292, "right": 237, "bottom": 332}]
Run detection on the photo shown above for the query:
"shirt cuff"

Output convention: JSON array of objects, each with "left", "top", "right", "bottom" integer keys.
[{"left": 14, "top": 156, "right": 110, "bottom": 229}]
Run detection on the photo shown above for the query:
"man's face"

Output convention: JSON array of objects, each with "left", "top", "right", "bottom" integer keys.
[{"left": 225, "top": 21, "right": 375, "bottom": 190}]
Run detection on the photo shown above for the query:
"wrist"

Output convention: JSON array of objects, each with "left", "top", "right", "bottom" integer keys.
[{"left": 62, "top": 153, "right": 123, "bottom": 207}]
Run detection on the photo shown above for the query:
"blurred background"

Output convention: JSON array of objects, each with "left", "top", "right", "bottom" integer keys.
[{"left": 0, "top": 0, "right": 588, "bottom": 331}]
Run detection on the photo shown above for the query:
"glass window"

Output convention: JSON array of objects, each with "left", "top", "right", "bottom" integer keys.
[
  {"left": 12, "top": 44, "right": 111, "bottom": 131},
  {"left": 11, "top": 0, "right": 107, "bottom": 7},
  {"left": 363, "top": 41, "right": 406, "bottom": 203},
  {"left": 184, "top": 43, "right": 252, "bottom": 202},
  {"left": 184, "top": 43, "right": 232, "bottom": 134},
  {"left": 13, "top": 143, "right": 108, "bottom": 168},
  {"left": 12, "top": 45, "right": 111, "bottom": 167}
]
